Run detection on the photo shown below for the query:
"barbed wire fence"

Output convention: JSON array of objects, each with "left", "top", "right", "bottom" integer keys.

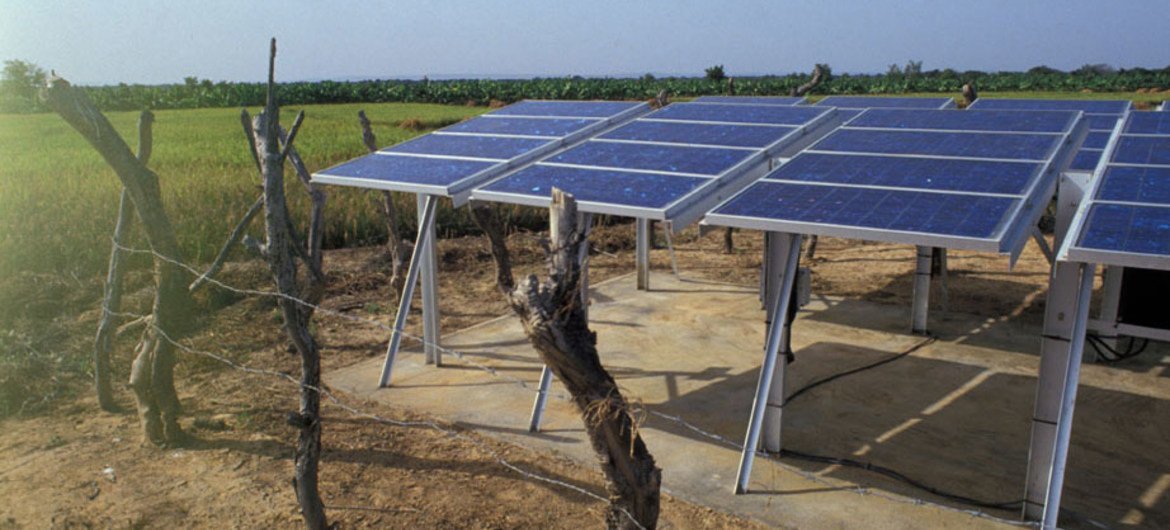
[{"left": 107, "top": 239, "right": 1048, "bottom": 529}]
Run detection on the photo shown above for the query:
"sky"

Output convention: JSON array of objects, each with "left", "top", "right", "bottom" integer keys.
[{"left": 1, "top": 0, "right": 1168, "bottom": 85}]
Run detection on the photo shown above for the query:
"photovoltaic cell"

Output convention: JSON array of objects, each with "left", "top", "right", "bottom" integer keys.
[
  {"left": 440, "top": 117, "right": 595, "bottom": 137},
  {"left": 1096, "top": 166, "right": 1170, "bottom": 204},
  {"left": 814, "top": 96, "right": 952, "bottom": 109},
  {"left": 768, "top": 152, "right": 1041, "bottom": 195},
  {"left": 547, "top": 141, "right": 751, "bottom": 176},
  {"left": 694, "top": 96, "right": 805, "bottom": 106},
  {"left": 1070, "top": 149, "right": 1104, "bottom": 171},
  {"left": 1078, "top": 204, "right": 1170, "bottom": 256},
  {"left": 600, "top": 120, "right": 795, "bottom": 148},
  {"left": 849, "top": 109, "right": 1073, "bottom": 133},
  {"left": 968, "top": 99, "right": 1130, "bottom": 114},
  {"left": 478, "top": 165, "right": 707, "bottom": 209},
  {"left": 312, "top": 155, "right": 496, "bottom": 187},
  {"left": 487, "top": 100, "right": 643, "bottom": 118},
  {"left": 1123, "top": 112, "right": 1170, "bottom": 135},
  {"left": 1086, "top": 114, "right": 1123, "bottom": 130},
  {"left": 714, "top": 181, "right": 1016, "bottom": 239},
  {"left": 647, "top": 103, "right": 829, "bottom": 125},
  {"left": 383, "top": 134, "right": 553, "bottom": 160},
  {"left": 1082, "top": 131, "right": 1112, "bottom": 149},
  {"left": 1111, "top": 136, "right": 1170, "bottom": 165},
  {"left": 812, "top": 129, "right": 1059, "bottom": 160}
]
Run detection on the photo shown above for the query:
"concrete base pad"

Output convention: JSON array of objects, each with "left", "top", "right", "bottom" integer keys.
[{"left": 328, "top": 272, "right": 1170, "bottom": 529}]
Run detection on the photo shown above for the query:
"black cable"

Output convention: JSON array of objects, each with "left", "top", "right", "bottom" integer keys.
[
  {"left": 1085, "top": 333, "right": 1149, "bottom": 363},
  {"left": 786, "top": 336, "right": 936, "bottom": 404},
  {"left": 778, "top": 448, "right": 1025, "bottom": 511}
]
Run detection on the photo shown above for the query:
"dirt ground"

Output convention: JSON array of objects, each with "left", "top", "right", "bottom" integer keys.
[{"left": 0, "top": 221, "right": 1122, "bottom": 529}]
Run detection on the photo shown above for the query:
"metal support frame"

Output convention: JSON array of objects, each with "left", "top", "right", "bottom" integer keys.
[
  {"left": 1032, "top": 226, "right": 1055, "bottom": 265},
  {"left": 529, "top": 213, "right": 593, "bottom": 432},
  {"left": 379, "top": 195, "right": 439, "bottom": 387},
  {"left": 735, "top": 232, "right": 802, "bottom": 494},
  {"left": 636, "top": 218, "right": 651, "bottom": 290},
  {"left": 1095, "top": 266, "right": 1124, "bottom": 349},
  {"left": 418, "top": 195, "right": 441, "bottom": 365},
  {"left": 1039, "top": 261, "right": 1096, "bottom": 530},
  {"left": 911, "top": 246, "right": 932, "bottom": 335}
]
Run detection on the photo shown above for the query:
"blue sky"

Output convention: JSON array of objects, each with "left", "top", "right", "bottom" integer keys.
[{"left": 1, "top": 0, "right": 1167, "bottom": 85}]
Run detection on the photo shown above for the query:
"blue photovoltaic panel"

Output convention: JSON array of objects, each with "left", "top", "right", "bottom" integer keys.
[
  {"left": 849, "top": 108, "right": 1073, "bottom": 133},
  {"left": 814, "top": 96, "right": 953, "bottom": 109},
  {"left": 547, "top": 141, "right": 751, "bottom": 176},
  {"left": 694, "top": 96, "right": 805, "bottom": 106},
  {"left": 488, "top": 100, "right": 643, "bottom": 118},
  {"left": 600, "top": 120, "right": 795, "bottom": 148},
  {"left": 1096, "top": 166, "right": 1170, "bottom": 204},
  {"left": 769, "top": 152, "right": 1041, "bottom": 195},
  {"left": 1111, "top": 136, "right": 1170, "bottom": 165},
  {"left": 714, "top": 181, "right": 1016, "bottom": 239},
  {"left": 1083, "top": 131, "right": 1112, "bottom": 149},
  {"left": 1078, "top": 204, "right": 1170, "bottom": 256},
  {"left": 1086, "top": 114, "right": 1123, "bottom": 130},
  {"left": 384, "top": 134, "right": 553, "bottom": 160},
  {"left": 1070, "top": 149, "right": 1104, "bottom": 171},
  {"left": 314, "top": 155, "right": 496, "bottom": 187},
  {"left": 647, "top": 103, "right": 829, "bottom": 125},
  {"left": 440, "top": 117, "right": 595, "bottom": 137},
  {"left": 1123, "top": 112, "right": 1170, "bottom": 135},
  {"left": 812, "top": 129, "right": 1059, "bottom": 160},
  {"left": 478, "top": 165, "right": 707, "bottom": 209},
  {"left": 968, "top": 99, "right": 1130, "bottom": 115},
  {"left": 1063, "top": 110, "right": 1170, "bottom": 268}
]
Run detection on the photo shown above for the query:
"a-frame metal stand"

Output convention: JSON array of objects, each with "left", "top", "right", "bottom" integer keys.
[
  {"left": 736, "top": 232, "right": 802, "bottom": 494},
  {"left": 379, "top": 194, "right": 442, "bottom": 387}
]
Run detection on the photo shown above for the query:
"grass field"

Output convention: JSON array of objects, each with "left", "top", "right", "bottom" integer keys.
[{"left": 1, "top": 91, "right": 1166, "bottom": 318}]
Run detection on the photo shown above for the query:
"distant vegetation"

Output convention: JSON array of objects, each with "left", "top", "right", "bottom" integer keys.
[{"left": 4, "top": 59, "right": 1170, "bottom": 113}]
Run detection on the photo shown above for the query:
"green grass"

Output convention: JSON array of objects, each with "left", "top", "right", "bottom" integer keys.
[{"left": 0, "top": 102, "right": 487, "bottom": 286}]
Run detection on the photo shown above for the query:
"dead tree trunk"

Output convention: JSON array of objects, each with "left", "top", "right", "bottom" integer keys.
[
  {"left": 244, "top": 39, "right": 328, "bottom": 530},
  {"left": 471, "top": 193, "right": 661, "bottom": 530},
  {"left": 790, "top": 64, "right": 826, "bottom": 97},
  {"left": 359, "top": 110, "right": 407, "bottom": 295},
  {"left": 45, "top": 79, "right": 191, "bottom": 446},
  {"left": 962, "top": 82, "right": 978, "bottom": 107},
  {"left": 722, "top": 227, "right": 735, "bottom": 254},
  {"left": 92, "top": 110, "right": 154, "bottom": 411}
]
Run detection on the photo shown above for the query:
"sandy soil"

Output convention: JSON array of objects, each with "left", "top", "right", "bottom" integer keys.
[{"left": 0, "top": 222, "right": 1117, "bottom": 529}]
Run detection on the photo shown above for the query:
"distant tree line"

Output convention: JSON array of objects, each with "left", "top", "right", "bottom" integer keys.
[{"left": 4, "top": 58, "right": 1170, "bottom": 113}]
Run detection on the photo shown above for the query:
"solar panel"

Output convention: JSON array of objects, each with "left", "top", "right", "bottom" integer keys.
[
  {"left": 694, "top": 96, "right": 806, "bottom": 106},
  {"left": 311, "top": 100, "right": 649, "bottom": 202},
  {"left": 707, "top": 108, "right": 1086, "bottom": 256},
  {"left": 1062, "top": 111, "right": 1170, "bottom": 270},
  {"left": 472, "top": 103, "right": 842, "bottom": 225},
  {"left": 967, "top": 99, "right": 1131, "bottom": 175},
  {"left": 813, "top": 96, "right": 955, "bottom": 110}
]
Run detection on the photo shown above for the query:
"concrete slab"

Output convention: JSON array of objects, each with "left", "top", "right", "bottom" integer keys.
[{"left": 328, "top": 272, "right": 1170, "bottom": 529}]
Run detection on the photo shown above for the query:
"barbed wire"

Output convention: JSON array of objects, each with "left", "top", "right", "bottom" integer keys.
[{"left": 107, "top": 240, "right": 1047, "bottom": 528}]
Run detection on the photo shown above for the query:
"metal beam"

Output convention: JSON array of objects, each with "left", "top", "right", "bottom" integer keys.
[
  {"left": 636, "top": 218, "right": 651, "bottom": 290},
  {"left": 1040, "top": 262, "right": 1096, "bottom": 530},
  {"left": 379, "top": 195, "right": 438, "bottom": 387},
  {"left": 1096, "top": 266, "right": 1124, "bottom": 349},
  {"left": 735, "top": 232, "right": 802, "bottom": 494},
  {"left": 418, "top": 195, "right": 441, "bottom": 365},
  {"left": 911, "top": 246, "right": 932, "bottom": 335}
]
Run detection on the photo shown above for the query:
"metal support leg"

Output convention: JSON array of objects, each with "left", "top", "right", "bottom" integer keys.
[
  {"left": 417, "top": 196, "right": 440, "bottom": 366},
  {"left": 1039, "top": 262, "right": 1095, "bottom": 530},
  {"left": 379, "top": 195, "right": 438, "bottom": 387},
  {"left": 636, "top": 218, "right": 650, "bottom": 290},
  {"left": 1096, "top": 266, "right": 1124, "bottom": 350},
  {"left": 911, "top": 246, "right": 932, "bottom": 335},
  {"left": 937, "top": 247, "right": 949, "bottom": 312},
  {"left": 1032, "top": 226, "right": 1055, "bottom": 265},
  {"left": 529, "top": 213, "right": 593, "bottom": 432},
  {"left": 735, "top": 232, "right": 802, "bottom": 494}
]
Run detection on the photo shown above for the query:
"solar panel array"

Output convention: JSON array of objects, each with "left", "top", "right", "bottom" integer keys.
[
  {"left": 312, "top": 100, "right": 649, "bottom": 203},
  {"left": 813, "top": 96, "right": 955, "bottom": 121},
  {"left": 706, "top": 108, "right": 1086, "bottom": 256},
  {"left": 1061, "top": 111, "right": 1170, "bottom": 270},
  {"left": 472, "top": 102, "right": 839, "bottom": 226},
  {"left": 967, "top": 98, "right": 1131, "bottom": 173}
]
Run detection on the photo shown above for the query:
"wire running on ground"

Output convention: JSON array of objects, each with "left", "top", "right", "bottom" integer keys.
[{"left": 1085, "top": 333, "right": 1149, "bottom": 363}]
